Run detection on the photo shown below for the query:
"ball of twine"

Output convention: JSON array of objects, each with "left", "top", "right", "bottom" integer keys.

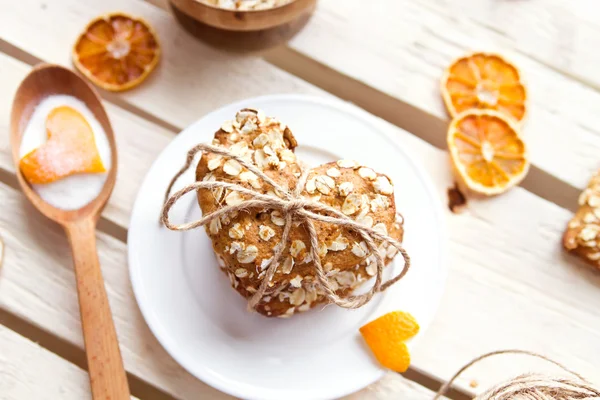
[{"left": 434, "top": 350, "right": 600, "bottom": 400}]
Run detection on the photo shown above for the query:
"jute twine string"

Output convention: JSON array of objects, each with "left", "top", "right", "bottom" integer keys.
[
  {"left": 161, "top": 143, "right": 410, "bottom": 311},
  {"left": 435, "top": 350, "right": 600, "bottom": 400}
]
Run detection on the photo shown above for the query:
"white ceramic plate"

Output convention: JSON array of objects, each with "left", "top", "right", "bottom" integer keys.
[{"left": 128, "top": 95, "right": 446, "bottom": 400}]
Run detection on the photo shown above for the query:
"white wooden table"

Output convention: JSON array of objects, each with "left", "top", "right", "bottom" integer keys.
[{"left": 1, "top": 1, "right": 599, "bottom": 399}]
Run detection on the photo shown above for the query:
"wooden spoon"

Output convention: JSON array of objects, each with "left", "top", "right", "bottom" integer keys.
[{"left": 10, "top": 64, "right": 130, "bottom": 400}]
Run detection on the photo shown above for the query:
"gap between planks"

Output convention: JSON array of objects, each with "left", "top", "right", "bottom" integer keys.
[
  {"left": 0, "top": 18, "right": 578, "bottom": 399},
  {"left": 0, "top": 169, "right": 468, "bottom": 400},
  {"left": 0, "top": 37, "right": 179, "bottom": 133},
  {"left": 141, "top": 0, "right": 581, "bottom": 212},
  {"left": 0, "top": 47, "right": 470, "bottom": 400},
  {"left": 262, "top": 46, "right": 580, "bottom": 213},
  {"left": 0, "top": 33, "right": 581, "bottom": 213},
  {"left": 0, "top": 309, "right": 175, "bottom": 400},
  {"left": 0, "top": 167, "right": 128, "bottom": 242},
  {"left": 3, "top": 0, "right": 600, "bottom": 396},
  {"left": 404, "top": 368, "right": 471, "bottom": 400},
  {"left": 0, "top": 15, "right": 581, "bottom": 213},
  {"left": 0, "top": 11, "right": 581, "bottom": 398},
  {"left": 0, "top": 303, "right": 468, "bottom": 400}
]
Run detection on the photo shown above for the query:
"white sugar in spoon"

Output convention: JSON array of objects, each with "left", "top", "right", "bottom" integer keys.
[{"left": 10, "top": 63, "right": 129, "bottom": 400}]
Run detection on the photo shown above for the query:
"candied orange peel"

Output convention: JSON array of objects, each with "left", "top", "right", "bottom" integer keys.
[
  {"left": 20, "top": 106, "right": 106, "bottom": 184},
  {"left": 441, "top": 52, "right": 527, "bottom": 123},
  {"left": 72, "top": 13, "right": 160, "bottom": 92},
  {"left": 448, "top": 109, "right": 529, "bottom": 196},
  {"left": 359, "top": 311, "right": 420, "bottom": 373}
]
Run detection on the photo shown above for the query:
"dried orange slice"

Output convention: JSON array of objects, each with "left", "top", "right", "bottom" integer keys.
[
  {"left": 73, "top": 13, "right": 160, "bottom": 92},
  {"left": 359, "top": 311, "right": 420, "bottom": 373},
  {"left": 20, "top": 106, "right": 106, "bottom": 184},
  {"left": 448, "top": 109, "right": 529, "bottom": 196},
  {"left": 441, "top": 52, "right": 527, "bottom": 122}
]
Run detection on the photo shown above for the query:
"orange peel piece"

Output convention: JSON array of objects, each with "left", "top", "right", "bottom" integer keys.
[
  {"left": 73, "top": 13, "right": 160, "bottom": 92},
  {"left": 359, "top": 311, "right": 420, "bottom": 373},
  {"left": 441, "top": 52, "right": 527, "bottom": 122},
  {"left": 20, "top": 106, "right": 106, "bottom": 184},
  {"left": 448, "top": 109, "right": 529, "bottom": 196}
]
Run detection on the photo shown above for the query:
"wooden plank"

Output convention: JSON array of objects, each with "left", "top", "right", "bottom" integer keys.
[
  {"left": 343, "top": 372, "right": 438, "bottom": 400},
  {"left": 0, "top": 188, "right": 232, "bottom": 398},
  {"left": 0, "top": 50, "right": 322, "bottom": 230},
  {"left": 0, "top": 61, "right": 599, "bottom": 395},
  {"left": 0, "top": 0, "right": 321, "bottom": 126},
  {"left": 0, "top": 53, "right": 171, "bottom": 228},
  {"left": 2, "top": 0, "right": 600, "bottom": 196},
  {"left": 1, "top": 0, "right": 600, "bottom": 393},
  {"left": 0, "top": 324, "right": 142, "bottom": 399},
  {"left": 0, "top": 54, "right": 439, "bottom": 399},
  {"left": 0, "top": 180, "right": 433, "bottom": 399},
  {"left": 272, "top": 0, "right": 600, "bottom": 192},
  {"left": 147, "top": 0, "right": 600, "bottom": 94},
  {"left": 145, "top": 0, "right": 600, "bottom": 195},
  {"left": 1, "top": 23, "right": 600, "bottom": 397},
  {"left": 415, "top": 0, "right": 600, "bottom": 90},
  {"left": 0, "top": 324, "right": 91, "bottom": 400}
]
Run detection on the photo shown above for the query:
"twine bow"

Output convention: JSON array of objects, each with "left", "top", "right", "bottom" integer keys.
[
  {"left": 161, "top": 143, "right": 410, "bottom": 311},
  {"left": 435, "top": 350, "right": 600, "bottom": 400}
]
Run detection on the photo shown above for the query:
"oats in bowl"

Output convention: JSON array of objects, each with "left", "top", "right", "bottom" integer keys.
[{"left": 202, "top": 0, "right": 295, "bottom": 11}]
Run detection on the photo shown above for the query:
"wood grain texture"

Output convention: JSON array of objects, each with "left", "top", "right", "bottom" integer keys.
[
  {"left": 274, "top": 0, "right": 600, "bottom": 191},
  {"left": 0, "top": 181, "right": 233, "bottom": 400},
  {"left": 0, "top": 324, "right": 131, "bottom": 400},
  {"left": 66, "top": 219, "right": 130, "bottom": 400},
  {"left": 4, "top": 0, "right": 600, "bottom": 198},
  {"left": 9, "top": 64, "right": 130, "bottom": 400},
  {"left": 415, "top": 0, "right": 600, "bottom": 91},
  {"left": 0, "top": 0, "right": 320, "bottom": 126},
  {"left": 0, "top": 179, "right": 432, "bottom": 399},
  {"left": 9, "top": 64, "right": 119, "bottom": 225},
  {"left": 0, "top": 325, "right": 91, "bottom": 400},
  {"left": 0, "top": 53, "right": 440, "bottom": 399},
  {"left": 0, "top": 53, "right": 182, "bottom": 228},
  {"left": 343, "top": 372, "right": 439, "bottom": 400},
  {"left": 1, "top": 32, "right": 600, "bottom": 397},
  {"left": 1, "top": 0, "right": 600, "bottom": 396}
]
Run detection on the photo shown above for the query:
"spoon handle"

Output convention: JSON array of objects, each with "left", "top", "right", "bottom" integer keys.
[{"left": 65, "top": 218, "right": 130, "bottom": 400}]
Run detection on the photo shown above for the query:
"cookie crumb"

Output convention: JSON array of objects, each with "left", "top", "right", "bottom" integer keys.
[{"left": 469, "top": 379, "right": 479, "bottom": 388}]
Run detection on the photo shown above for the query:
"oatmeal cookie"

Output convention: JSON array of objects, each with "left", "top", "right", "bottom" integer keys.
[
  {"left": 564, "top": 171, "right": 600, "bottom": 270},
  {"left": 196, "top": 108, "right": 404, "bottom": 317}
]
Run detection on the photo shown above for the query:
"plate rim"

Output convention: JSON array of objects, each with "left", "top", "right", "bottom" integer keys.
[{"left": 127, "top": 94, "right": 447, "bottom": 400}]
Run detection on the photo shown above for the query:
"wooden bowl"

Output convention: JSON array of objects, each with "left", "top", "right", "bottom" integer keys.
[{"left": 169, "top": 0, "right": 317, "bottom": 32}]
